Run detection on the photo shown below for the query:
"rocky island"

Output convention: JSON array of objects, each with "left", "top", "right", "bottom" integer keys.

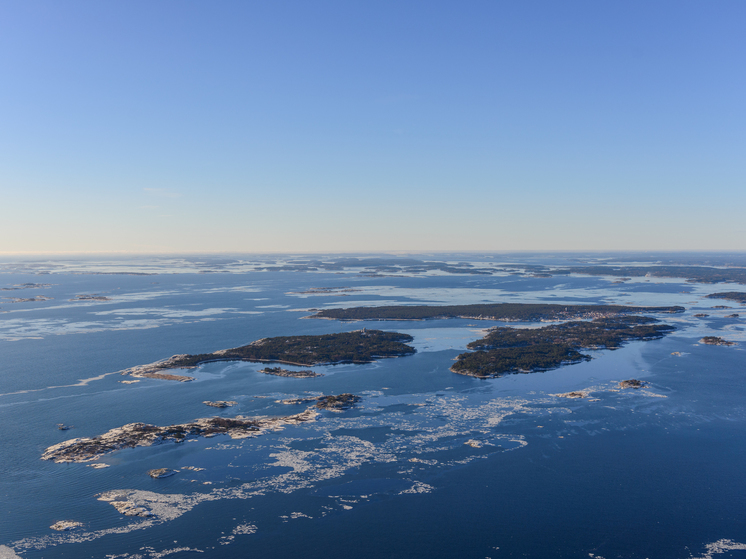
[
  {"left": 553, "top": 265, "right": 746, "bottom": 285},
  {"left": 1, "top": 282, "right": 51, "bottom": 291},
  {"left": 42, "top": 409, "right": 318, "bottom": 463},
  {"left": 279, "top": 393, "right": 362, "bottom": 410},
  {"left": 309, "top": 303, "right": 684, "bottom": 322},
  {"left": 70, "top": 294, "right": 112, "bottom": 302},
  {"left": 315, "top": 393, "right": 361, "bottom": 410},
  {"left": 3, "top": 295, "right": 53, "bottom": 303},
  {"left": 451, "top": 316, "right": 676, "bottom": 378},
  {"left": 50, "top": 521, "right": 83, "bottom": 531},
  {"left": 203, "top": 400, "right": 237, "bottom": 408},
  {"left": 554, "top": 391, "right": 589, "bottom": 398},
  {"left": 705, "top": 292, "right": 746, "bottom": 304},
  {"left": 259, "top": 367, "right": 323, "bottom": 378},
  {"left": 700, "top": 336, "right": 737, "bottom": 346},
  {"left": 619, "top": 379, "right": 648, "bottom": 389},
  {"left": 287, "top": 286, "right": 362, "bottom": 295},
  {"left": 119, "top": 330, "right": 415, "bottom": 381},
  {"left": 148, "top": 468, "right": 177, "bottom": 479}
]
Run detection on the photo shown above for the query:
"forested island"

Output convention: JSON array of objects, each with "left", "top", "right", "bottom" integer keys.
[
  {"left": 309, "top": 303, "right": 684, "bottom": 322},
  {"left": 706, "top": 292, "right": 746, "bottom": 304},
  {"left": 554, "top": 266, "right": 746, "bottom": 285},
  {"left": 451, "top": 316, "right": 676, "bottom": 378},
  {"left": 120, "top": 330, "right": 415, "bottom": 380}
]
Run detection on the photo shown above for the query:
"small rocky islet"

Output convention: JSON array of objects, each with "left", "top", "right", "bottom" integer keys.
[
  {"left": 618, "top": 379, "right": 648, "bottom": 389},
  {"left": 700, "top": 336, "right": 737, "bottom": 346},
  {"left": 259, "top": 367, "right": 323, "bottom": 378},
  {"left": 203, "top": 400, "right": 237, "bottom": 408}
]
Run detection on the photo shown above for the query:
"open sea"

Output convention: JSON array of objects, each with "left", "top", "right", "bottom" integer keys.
[{"left": 1, "top": 254, "right": 744, "bottom": 558}]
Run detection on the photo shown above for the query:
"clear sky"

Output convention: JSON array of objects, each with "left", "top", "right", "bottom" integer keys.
[{"left": 1, "top": 1, "right": 744, "bottom": 254}]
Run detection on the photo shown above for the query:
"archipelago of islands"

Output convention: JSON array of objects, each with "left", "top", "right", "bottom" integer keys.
[{"left": 44, "top": 302, "right": 687, "bottom": 464}]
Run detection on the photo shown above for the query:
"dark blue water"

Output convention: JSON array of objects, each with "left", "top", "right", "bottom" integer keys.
[{"left": 1, "top": 262, "right": 744, "bottom": 558}]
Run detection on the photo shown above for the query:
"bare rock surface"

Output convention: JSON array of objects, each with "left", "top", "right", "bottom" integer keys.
[
  {"left": 259, "top": 367, "right": 323, "bottom": 378},
  {"left": 278, "top": 393, "right": 362, "bottom": 411},
  {"left": 700, "top": 336, "right": 737, "bottom": 346},
  {"left": 50, "top": 521, "right": 82, "bottom": 531},
  {"left": 203, "top": 400, "right": 237, "bottom": 408},
  {"left": 619, "top": 379, "right": 648, "bottom": 389},
  {"left": 42, "top": 409, "right": 318, "bottom": 463},
  {"left": 148, "top": 468, "right": 177, "bottom": 479},
  {"left": 554, "top": 391, "right": 589, "bottom": 399}
]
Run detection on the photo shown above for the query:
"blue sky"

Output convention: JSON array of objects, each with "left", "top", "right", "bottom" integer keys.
[{"left": 1, "top": 1, "right": 744, "bottom": 253}]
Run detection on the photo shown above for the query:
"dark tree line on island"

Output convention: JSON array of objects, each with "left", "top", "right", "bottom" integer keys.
[
  {"left": 156, "top": 330, "right": 416, "bottom": 370},
  {"left": 126, "top": 303, "right": 682, "bottom": 384},
  {"left": 553, "top": 266, "right": 746, "bottom": 285},
  {"left": 311, "top": 303, "right": 684, "bottom": 322},
  {"left": 706, "top": 292, "right": 746, "bottom": 304},
  {"left": 451, "top": 316, "right": 676, "bottom": 378}
]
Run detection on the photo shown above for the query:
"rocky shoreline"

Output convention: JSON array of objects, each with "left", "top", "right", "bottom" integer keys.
[
  {"left": 41, "top": 409, "right": 318, "bottom": 463},
  {"left": 116, "top": 330, "right": 414, "bottom": 382},
  {"left": 117, "top": 355, "right": 198, "bottom": 381},
  {"left": 554, "top": 391, "right": 589, "bottom": 398},
  {"left": 70, "top": 294, "right": 112, "bottom": 302},
  {"left": 259, "top": 367, "right": 323, "bottom": 378},
  {"left": 700, "top": 336, "right": 737, "bottom": 346},
  {"left": 203, "top": 400, "right": 237, "bottom": 408},
  {"left": 618, "top": 379, "right": 647, "bottom": 389},
  {"left": 279, "top": 393, "right": 361, "bottom": 411}
]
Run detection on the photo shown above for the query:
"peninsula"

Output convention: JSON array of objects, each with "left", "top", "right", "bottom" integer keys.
[
  {"left": 120, "top": 330, "right": 415, "bottom": 380},
  {"left": 451, "top": 316, "right": 676, "bottom": 378},
  {"left": 309, "top": 303, "right": 684, "bottom": 322}
]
